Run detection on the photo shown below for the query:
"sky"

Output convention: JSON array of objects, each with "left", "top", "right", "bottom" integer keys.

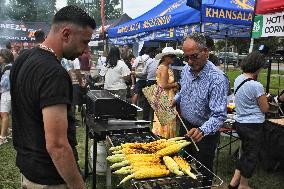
[{"left": 56, "top": 0, "right": 162, "bottom": 19}]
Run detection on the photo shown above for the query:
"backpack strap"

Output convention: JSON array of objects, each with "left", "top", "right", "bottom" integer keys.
[{"left": 234, "top": 78, "right": 253, "bottom": 95}]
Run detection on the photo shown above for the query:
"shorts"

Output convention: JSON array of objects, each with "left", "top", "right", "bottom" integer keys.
[
  {"left": 134, "top": 80, "right": 147, "bottom": 95},
  {"left": 21, "top": 174, "right": 68, "bottom": 189},
  {"left": 0, "top": 91, "right": 11, "bottom": 113}
]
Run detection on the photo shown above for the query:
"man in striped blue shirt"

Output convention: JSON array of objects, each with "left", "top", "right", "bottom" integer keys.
[{"left": 173, "top": 33, "right": 229, "bottom": 186}]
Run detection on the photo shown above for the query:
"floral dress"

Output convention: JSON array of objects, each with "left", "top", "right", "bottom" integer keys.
[{"left": 152, "top": 66, "right": 176, "bottom": 139}]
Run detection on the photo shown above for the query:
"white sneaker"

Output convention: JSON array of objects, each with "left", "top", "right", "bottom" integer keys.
[{"left": 0, "top": 137, "right": 8, "bottom": 146}]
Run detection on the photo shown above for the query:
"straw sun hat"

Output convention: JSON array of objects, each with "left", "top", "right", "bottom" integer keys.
[{"left": 155, "top": 47, "right": 183, "bottom": 60}]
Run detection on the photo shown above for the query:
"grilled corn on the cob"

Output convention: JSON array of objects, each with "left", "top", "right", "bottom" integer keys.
[
  {"left": 173, "top": 156, "right": 197, "bottom": 179},
  {"left": 114, "top": 165, "right": 167, "bottom": 174},
  {"left": 119, "top": 168, "right": 170, "bottom": 185},
  {"left": 156, "top": 142, "right": 191, "bottom": 157},
  {"left": 106, "top": 154, "right": 125, "bottom": 163},
  {"left": 109, "top": 146, "right": 122, "bottom": 151},
  {"left": 163, "top": 156, "right": 184, "bottom": 176},
  {"left": 110, "top": 160, "right": 129, "bottom": 169}
]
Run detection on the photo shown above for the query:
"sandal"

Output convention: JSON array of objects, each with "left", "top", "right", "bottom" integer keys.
[{"left": 0, "top": 136, "right": 8, "bottom": 146}]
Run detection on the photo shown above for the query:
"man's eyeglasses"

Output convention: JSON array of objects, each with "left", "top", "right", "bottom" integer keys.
[{"left": 183, "top": 52, "right": 201, "bottom": 62}]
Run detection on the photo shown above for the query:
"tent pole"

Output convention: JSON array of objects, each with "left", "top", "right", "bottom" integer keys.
[
  {"left": 120, "top": 0, "right": 123, "bottom": 15},
  {"left": 200, "top": 0, "right": 203, "bottom": 33},
  {"left": 249, "top": 38, "right": 254, "bottom": 53},
  {"left": 201, "top": 23, "right": 205, "bottom": 33},
  {"left": 248, "top": 0, "right": 258, "bottom": 53},
  {"left": 224, "top": 32, "right": 228, "bottom": 72}
]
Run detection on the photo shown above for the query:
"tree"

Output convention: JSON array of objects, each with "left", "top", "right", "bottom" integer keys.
[
  {"left": 6, "top": 0, "right": 56, "bottom": 22},
  {"left": 228, "top": 38, "right": 250, "bottom": 54},
  {"left": 67, "top": 0, "right": 121, "bottom": 26},
  {"left": 254, "top": 37, "right": 281, "bottom": 55},
  {"left": 0, "top": 0, "right": 7, "bottom": 19},
  {"left": 215, "top": 40, "right": 226, "bottom": 52}
]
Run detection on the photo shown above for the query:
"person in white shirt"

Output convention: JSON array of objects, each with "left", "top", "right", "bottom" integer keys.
[
  {"left": 134, "top": 48, "right": 159, "bottom": 120},
  {"left": 131, "top": 48, "right": 154, "bottom": 105},
  {"left": 100, "top": 46, "right": 131, "bottom": 100},
  {"left": 97, "top": 50, "right": 107, "bottom": 70},
  {"left": 61, "top": 58, "right": 83, "bottom": 126}
]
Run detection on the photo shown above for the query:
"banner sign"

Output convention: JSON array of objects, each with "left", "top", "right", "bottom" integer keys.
[
  {"left": 109, "top": 24, "right": 200, "bottom": 44},
  {"left": 252, "top": 15, "right": 263, "bottom": 38},
  {"left": 252, "top": 11, "right": 284, "bottom": 38},
  {"left": 0, "top": 21, "right": 49, "bottom": 42},
  {"left": 262, "top": 12, "right": 284, "bottom": 37},
  {"left": 203, "top": 6, "right": 253, "bottom": 26},
  {"left": 202, "top": 0, "right": 255, "bottom": 26}
]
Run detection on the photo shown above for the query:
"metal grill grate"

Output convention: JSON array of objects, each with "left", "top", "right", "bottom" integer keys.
[
  {"left": 131, "top": 151, "right": 223, "bottom": 189},
  {"left": 106, "top": 132, "right": 223, "bottom": 189}
]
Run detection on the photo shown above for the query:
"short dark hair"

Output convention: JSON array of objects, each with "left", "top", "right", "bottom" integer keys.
[
  {"left": 144, "top": 47, "right": 156, "bottom": 58},
  {"left": 184, "top": 33, "right": 207, "bottom": 49},
  {"left": 240, "top": 51, "right": 266, "bottom": 73},
  {"left": 52, "top": 5, "right": 96, "bottom": 29},
  {"left": 205, "top": 35, "right": 215, "bottom": 50},
  {"left": 34, "top": 30, "right": 45, "bottom": 43},
  {"left": 5, "top": 41, "right": 12, "bottom": 50},
  {"left": 0, "top": 48, "right": 14, "bottom": 63}
]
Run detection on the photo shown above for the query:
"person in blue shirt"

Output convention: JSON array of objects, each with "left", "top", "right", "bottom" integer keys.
[
  {"left": 173, "top": 33, "right": 229, "bottom": 187},
  {"left": 0, "top": 49, "right": 13, "bottom": 146},
  {"left": 229, "top": 51, "right": 269, "bottom": 189}
]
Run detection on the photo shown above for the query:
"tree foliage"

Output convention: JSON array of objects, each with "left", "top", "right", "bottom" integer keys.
[
  {"left": 254, "top": 37, "right": 283, "bottom": 55},
  {"left": 67, "top": 0, "right": 121, "bottom": 26},
  {"left": 0, "top": 0, "right": 6, "bottom": 19},
  {"left": 215, "top": 40, "right": 226, "bottom": 52},
  {"left": 5, "top": 0, "right": 56, "bottom": 22}
]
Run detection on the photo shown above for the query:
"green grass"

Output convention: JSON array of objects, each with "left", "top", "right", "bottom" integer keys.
[
  {"left": 1, "top": 68, "right": 284, "bottom": 188},
  {"left": 0, "top": 139, "right": 20, "bottom": 189},
  {"left": 2, "top": 125, "right": 284, "bottom": 189},
  {"left": 215, "top": 136, "right": 284, "bottom": 189},
  {"left": 225, "top": 68, "right": 284, "bottom": 95}
]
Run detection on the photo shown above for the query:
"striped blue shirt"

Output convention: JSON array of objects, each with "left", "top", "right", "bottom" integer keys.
[{"left": 174, "top": 61, "right": 229, "bottom": 136}]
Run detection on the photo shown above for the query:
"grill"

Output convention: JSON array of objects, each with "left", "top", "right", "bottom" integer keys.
[
  {"left": 84, "top": 90, "right": 152, "bottom": 189},
  {"left": 86, "top": 90, "right": 137, "bottom": 120},
  {"left": 84, "top": 90, "right": 223, "bottom": 189},
  {"left": 105, "top": 133, "right": 223, "bottom": 189}
]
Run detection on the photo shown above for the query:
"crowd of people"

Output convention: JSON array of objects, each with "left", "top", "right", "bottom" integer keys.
[{"left": 0, "top": 4, "right": 283, "bottom": 189}]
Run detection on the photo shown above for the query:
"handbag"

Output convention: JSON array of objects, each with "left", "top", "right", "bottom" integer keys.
[{"left": 142, "top": 84, "right": 176, "bottom": 125}]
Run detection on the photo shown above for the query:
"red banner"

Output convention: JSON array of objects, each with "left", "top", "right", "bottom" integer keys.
[{"left": 100, "top": 0, "right": 105, "bottom": 34}]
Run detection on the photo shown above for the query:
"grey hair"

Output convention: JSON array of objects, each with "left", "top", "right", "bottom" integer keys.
[{"left": 184, "top": 33, "right": 207, "bottom": 49}]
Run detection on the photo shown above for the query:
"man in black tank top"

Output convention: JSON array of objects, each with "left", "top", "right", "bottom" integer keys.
[{"left": 10, "top": 5, "right": 96, "bottom": 189}]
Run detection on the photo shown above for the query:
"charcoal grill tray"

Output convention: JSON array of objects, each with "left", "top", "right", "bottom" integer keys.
[{"left": 106, "top": 134, "right": 223, "bottom": 189}]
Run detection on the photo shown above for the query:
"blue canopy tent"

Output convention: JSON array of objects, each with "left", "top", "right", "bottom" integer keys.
[
  {"left": 108, "top": 0, "right": 200, "bottom": 44},
  {"left": 108, "top": 0, "right": 255, "bottom": 44},
  {"left": 198, "top": 0, "right": 255, "bottom": 38}
]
